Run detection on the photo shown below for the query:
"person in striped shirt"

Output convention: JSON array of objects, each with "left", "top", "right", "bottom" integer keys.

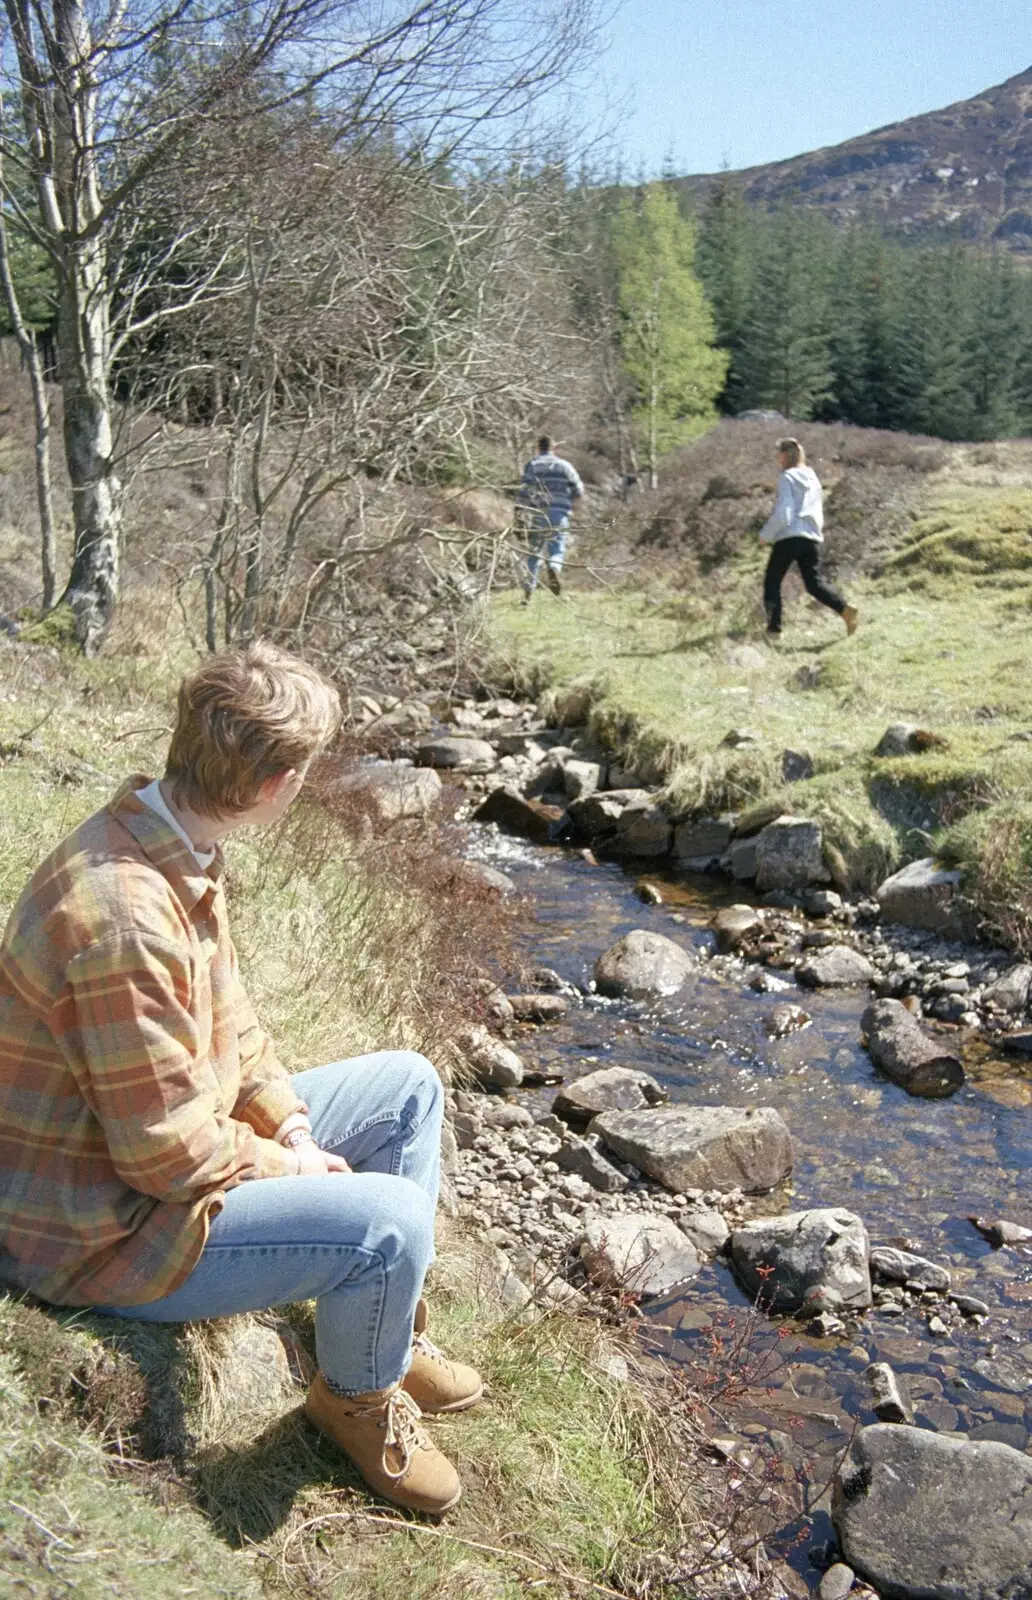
[
  {"left": 0, "top": 642, "right": 478, "bottom": 1516},
  {"left": 518, "top": 434, "right": 585, "bottom": 602}
]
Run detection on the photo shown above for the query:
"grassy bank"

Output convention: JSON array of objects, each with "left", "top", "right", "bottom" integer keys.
[
  {"left": 0, "top": 640, "right": 700, "bottom": 1599},
  {"left": 489, "top": 428, "right": 1032, "bottom": 947}
]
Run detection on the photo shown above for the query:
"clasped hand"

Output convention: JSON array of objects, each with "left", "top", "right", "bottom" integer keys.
[{"left": 295, "top": 1140, "right": 351, "bottom": 1176}]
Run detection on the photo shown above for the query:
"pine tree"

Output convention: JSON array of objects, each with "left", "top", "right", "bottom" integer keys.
[
  {"left": 827, "top": 227, "right": 903, "bottom": 430},
  {"left": 894, "top": 250, "right": 974, "bottom": 439},
  {"left": 695, "top": 171, "right": 754, "bottom": 410},
  {"left": 735, "top": 210, "right": 835, "bottom": 419},
  {"left": 963, "top": 251, "right": 1025, "bottom": 439},
  {"left": 608, "top": 182, "right": 728, "bottom": 487}
]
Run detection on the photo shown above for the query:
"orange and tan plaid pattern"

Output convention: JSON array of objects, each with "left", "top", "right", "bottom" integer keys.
[{"left": 0, "top": 778, "right": 306, "bottom": 1307}]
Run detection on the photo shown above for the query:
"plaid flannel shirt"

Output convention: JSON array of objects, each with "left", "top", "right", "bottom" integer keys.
[{"left": 0, "top": 778, "right": 306, "bottom": 1307}]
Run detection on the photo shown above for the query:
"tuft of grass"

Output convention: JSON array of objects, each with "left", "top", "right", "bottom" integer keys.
[{"left": 881, "top": 488, "right": 1032, "bottom": 581}]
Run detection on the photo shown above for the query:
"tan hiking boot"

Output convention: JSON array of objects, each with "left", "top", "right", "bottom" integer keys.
[
  {"left": 305, "top": 1375, "right": 461, "bottom": 1515},
  {"left": 403, "top": 1297, "right": 484, "bottom": 1414},
  {"left": 843, "top": 604, "right": 859, "bottom": 636}
]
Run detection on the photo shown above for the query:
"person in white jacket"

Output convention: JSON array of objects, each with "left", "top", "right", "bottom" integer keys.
[{"left": 759, "top": 439, "right": 858, "bottom": 636}]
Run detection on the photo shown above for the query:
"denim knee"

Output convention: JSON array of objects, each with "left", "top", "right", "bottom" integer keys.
[
  {"left": 380, "top": 1050, "right": 443, "bottom": 1132},
  {"left": 355, "top": 1173, "right": 436, "bottom": 1273}
]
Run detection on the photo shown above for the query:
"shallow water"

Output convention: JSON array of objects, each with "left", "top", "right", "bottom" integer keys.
[{"left": 466, "top": 825, "right": 1032, "bottom": 1558}]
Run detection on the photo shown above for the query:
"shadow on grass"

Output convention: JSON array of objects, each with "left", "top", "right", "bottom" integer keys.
[{"left": 192, "top": 1405, "right": 355, "bottom": 1546}]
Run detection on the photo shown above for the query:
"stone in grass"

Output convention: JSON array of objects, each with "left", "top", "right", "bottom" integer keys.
[
  {"left": 729, "top": 1208, "right": 872, "bottom": 1315},
  {"left": 580, "top": 1213, "right": 701, "bottom": 1298},
  {"left": 798, "top": 946, "right": 876, "bottom": 988},
  {"left": 833, "top": 1424, "right": 1032, "bottom": 1600},
  {"left": 591, "top": 1105, "right": 793, "bottom": 1196},
  {"left": 552, "top": 1065, "right": 667, "bottom": 1130},
  {"left": 869, "top": 1246, "right": 951, "bottom": 1293},
  {"left": 754, "top": 816, "right": 830, "bottom": 891},
  {"left": 594, "top": 929, "right": 696, "bottom": 998},
  {"left": 873, "top": 723, "right": 947, "bottom": 758},
  {"left": 455, "top": 1023, "right": 523, "bottom": 1088},
  {"left": 782, "top": 749, "right": 815, "bottom": 783}
]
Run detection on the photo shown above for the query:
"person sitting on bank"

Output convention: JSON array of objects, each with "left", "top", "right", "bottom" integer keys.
[
  {"left": 518, "top": 433, "right": 584, "bottom": 602},
  {"left": 0, "top": 642, "right": 480, "bottom": 1517},
  {"left": 759, "top": 438, "right": 858, "bottom": 637}
]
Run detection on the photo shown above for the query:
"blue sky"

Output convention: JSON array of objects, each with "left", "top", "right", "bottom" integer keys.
[{"left": 593, "top": 0, "right": 1032, "bottom": 176}]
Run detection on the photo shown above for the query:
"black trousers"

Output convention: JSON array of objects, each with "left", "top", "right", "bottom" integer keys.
[{"left": 763, "top": 537, "right": 846, "bottom": 633}]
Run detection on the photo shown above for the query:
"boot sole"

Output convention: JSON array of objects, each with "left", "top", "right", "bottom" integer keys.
[
  {"left": 370, "top": 1477, "right": 462, "bottom": 1517},
  {"left": 410, "top": 1382, "right": 485, "bottom": 1415}
]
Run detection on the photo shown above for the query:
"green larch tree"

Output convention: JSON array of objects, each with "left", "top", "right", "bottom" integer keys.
[{"left": 609, "top": 181, "right": 727, "bottom": 488}]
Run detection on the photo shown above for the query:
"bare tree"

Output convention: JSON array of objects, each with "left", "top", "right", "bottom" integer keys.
[
  {"left": 120, "top": 143, "right": 587, "bottom": 659},
  {"left": 0, "top": 132, "right": 56, "bottom": 608},
  {"left": 0, "top": 0, "right": 598, "bottom": 650}
]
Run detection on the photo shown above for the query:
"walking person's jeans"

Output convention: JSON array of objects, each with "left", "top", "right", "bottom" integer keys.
[
  {"left": 525, "top": 514, "right": 569, "bottom": 593},
  {"left": 95, "top": 1052, "right": 443, "bottom": 1396},
  {"left": 763, "top": 535, "right": 846, "bottom": 633}
]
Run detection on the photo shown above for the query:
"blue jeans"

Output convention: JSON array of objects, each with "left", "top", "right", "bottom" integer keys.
[
  {"left": 526, "top": 515, "right": 569, "bottom": 592},
  {"left": 96, "top": 1052, "right": 443, "bottom": 1395}
]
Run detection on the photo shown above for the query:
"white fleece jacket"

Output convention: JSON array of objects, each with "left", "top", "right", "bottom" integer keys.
[{"left": 759, "top": 465, "right": 824, "bottom": 544}]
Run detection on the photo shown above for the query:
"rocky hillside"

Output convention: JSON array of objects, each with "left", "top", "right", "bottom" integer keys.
[{"left": 678, "top": 65, "right": 1032, "bottom": 252}]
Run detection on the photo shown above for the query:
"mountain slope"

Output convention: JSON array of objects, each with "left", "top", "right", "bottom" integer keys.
[{"left": 678, "top": 66, "right": 1032, "bottom": 252}]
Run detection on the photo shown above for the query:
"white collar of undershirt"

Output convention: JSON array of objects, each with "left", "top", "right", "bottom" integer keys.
[{"left": 136, "top": 779, "right": 217, "bottom": 869}]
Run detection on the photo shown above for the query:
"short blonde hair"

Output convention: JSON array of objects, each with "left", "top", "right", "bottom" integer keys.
[
  {"left": 165, "top": 641, "right": 341, "bottom": 817},
  {"left": 777, "top": 438, "right": 805, "bottom": 468}
]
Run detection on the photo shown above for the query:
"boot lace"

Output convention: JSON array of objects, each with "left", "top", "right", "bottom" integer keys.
[
  {"left": 350, "top": 1386, "right": 427, "bottom": 1481},
  {"left": 412, "top": 1332, "right": 450, "bottom": 1368}
]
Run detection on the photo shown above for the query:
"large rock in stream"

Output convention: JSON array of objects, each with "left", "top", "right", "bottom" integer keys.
[
  {"left": 729, "top": 1207, "right": 872, "bottom": 1314},
  {"left": 591, "top": 1105, "right": 793, "bottom": 1195},
  {"left": 833, "top": 1424, "right": 1032, "bottom": 1600},
  {"left": 798, "top": 946, "right": 876, "bottom": 988},
  {"left": 594, "top": 930, "right": 696, "bottom": 998},
  {"left": 553, "top": 1065, "right": 668, "bottom": 1130},
  {"left": 474, "top": 784, "right": 564, "bottom": 843},
  {"left": 861, "top": 999, "right": 965, "bottom": 1098}
]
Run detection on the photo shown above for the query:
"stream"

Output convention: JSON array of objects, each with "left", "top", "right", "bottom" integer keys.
[{"left": 466, "top": 822, "right": 1032, "bottom": 1565}]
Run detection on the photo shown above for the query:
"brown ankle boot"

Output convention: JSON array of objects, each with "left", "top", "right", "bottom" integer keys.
[
  {"left": 305, "top": 1375, "right": 461, "bottom": 1514},
  {"left": 402, "top": 1298, "right": 484, "bottom": 1414}
]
